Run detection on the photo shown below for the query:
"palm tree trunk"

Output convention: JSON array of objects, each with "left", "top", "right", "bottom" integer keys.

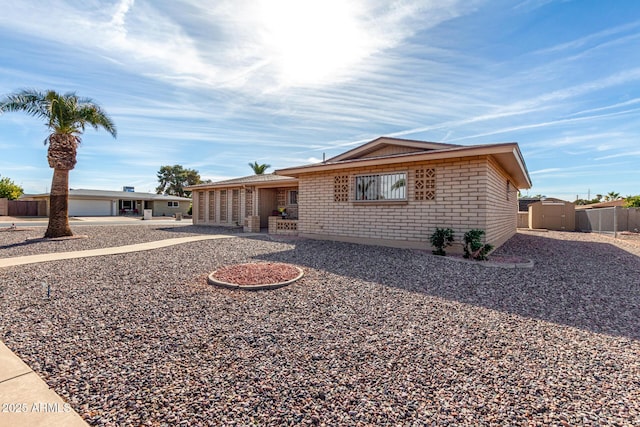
[{"left": 45, "top": 168, "right": 73, "bottom": 238}]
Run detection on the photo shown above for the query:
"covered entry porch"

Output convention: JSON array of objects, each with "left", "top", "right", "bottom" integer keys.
[{"left": 188, "top": 174, "right": 298, "bottom": 234}]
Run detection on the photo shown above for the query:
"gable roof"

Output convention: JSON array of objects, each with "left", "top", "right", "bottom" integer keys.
[
  {"left": 328, "top": 137, "right": 461, "bottom": 162},
  {"left": 518, "top": 197, "right": 567, "bottom": 212},
  {"left": 276, "top": 137, "right": 532, "bottom": 189}
]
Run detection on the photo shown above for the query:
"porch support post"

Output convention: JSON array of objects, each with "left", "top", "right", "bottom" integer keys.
[{"left": 244, "top": 215, "right": 260, "bottom": 233}]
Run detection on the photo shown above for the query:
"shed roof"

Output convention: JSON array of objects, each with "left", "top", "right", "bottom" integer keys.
[{"left": 518, "top": 197, "right": 568, "bottom": 212}]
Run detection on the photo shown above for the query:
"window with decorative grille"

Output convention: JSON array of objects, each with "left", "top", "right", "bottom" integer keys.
[{"left": 355, "top": 172, "right": 406, "bottom": 201}]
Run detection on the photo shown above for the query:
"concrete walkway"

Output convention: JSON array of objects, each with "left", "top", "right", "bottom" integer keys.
[
  {"left": 0, "top": 234, "right": 234, "bottom": 268},
  {"left": 0, "top": 342, "right": 88, "bottom": 426},
  {"left": 0, "top": 233, "right": 235, "bottom": 425}
]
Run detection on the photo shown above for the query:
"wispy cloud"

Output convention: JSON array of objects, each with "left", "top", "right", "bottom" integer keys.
[
  {"left": 595, "top": 150, "right": 640, "bottom": 160},
  {"left": 1, "top": 0, "right": 639, "bottom": 199},
  {"left": 531, "top": 19, "right": 640, "bottom": 55}
]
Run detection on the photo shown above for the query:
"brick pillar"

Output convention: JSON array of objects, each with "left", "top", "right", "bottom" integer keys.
[
  {"left": 268, "top": 216, "right": 278, "bottom": 234},
  {"left": 243, "top": 215, "right": 260, "bottom": 233}
]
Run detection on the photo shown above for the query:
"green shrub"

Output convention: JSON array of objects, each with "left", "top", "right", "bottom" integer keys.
[
  {"left": 430, "top": 227, "right": 454, "bottom": 256},
  {"left": 463, "top": 229, "right": 494, "bottom": 260},
  {"left": 625, "top": 195, "right": 640, "bottom": 208}
]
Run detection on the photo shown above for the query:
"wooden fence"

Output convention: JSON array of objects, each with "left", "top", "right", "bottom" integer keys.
[{"left": 0, "top": 198, "right": 47, "bottom": 216}]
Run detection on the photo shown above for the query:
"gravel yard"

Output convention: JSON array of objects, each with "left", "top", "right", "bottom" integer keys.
[{"left": 0, "top": 225, "right": 639, "bottom": 426}]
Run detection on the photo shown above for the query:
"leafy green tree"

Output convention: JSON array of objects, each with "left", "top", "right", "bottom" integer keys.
[
  {"left": 0, "top": 89, "right": 116, "bottom": 237},
  {"left": 624, "top": 195, "right": 640, "bottom": 208},
  {"left": 248, "top": 161, "right": 271, "bottom": 174},
  {"left": 0, "top": 175, "right": 24, "bottom": 200},
  {"left": 156, "top": 165, "right": 207, "bottom": 197}
]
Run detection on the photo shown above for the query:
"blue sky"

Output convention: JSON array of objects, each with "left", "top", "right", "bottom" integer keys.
[{"left": 1, "top": 0, "right": 639, "bottom": 200}]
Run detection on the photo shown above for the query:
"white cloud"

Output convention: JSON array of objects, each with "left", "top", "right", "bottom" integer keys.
[{"left": 0, "top": 0, "right": 473, "bottom": 93}]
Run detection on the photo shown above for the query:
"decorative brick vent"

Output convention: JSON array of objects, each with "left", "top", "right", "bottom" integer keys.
[
  {"left": 219, "top": 190, "right": 227, "bottom": 221},
  {"left": 208, "top": 190, "right": 216, "bottom": 221},
  {"left": 197, "top": 191, "right": 205, "bottom": 221},
  {"left": 245, "top": 188, "right": 253, "bottom": 216},
  {"left": 415, "top": 168, "right": 435, "bottom": 201},
  {"left": 334, "top": 175, "right": 349, "bottom": 202},
  {"left": 276, "top": 220, "right": 298, "bottom": 232},
  {"left": 232, "top": 189, "right": 239, "bottom": 223}
]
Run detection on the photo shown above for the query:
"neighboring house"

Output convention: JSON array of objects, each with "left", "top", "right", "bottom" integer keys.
[
  {"left": 20, "top": 189, "right": 191, "bottom": 217},
  {"left": 189, "top": 137, "right": 532, "bottom": 251},
  {"left": 575, "top": 199, "right": 627, "bottom": 210}
]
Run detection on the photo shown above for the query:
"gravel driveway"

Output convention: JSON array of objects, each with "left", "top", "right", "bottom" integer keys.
[{"left": 1, "top": 225, "right": 638, "bottom": 426}]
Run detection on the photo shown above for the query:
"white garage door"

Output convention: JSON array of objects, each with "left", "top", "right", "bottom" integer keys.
[{"left": 68, "top": 199, "right": 112, "bottom": 216}]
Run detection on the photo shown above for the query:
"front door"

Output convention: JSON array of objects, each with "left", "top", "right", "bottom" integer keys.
[{"left": 259, "top": 189, "right": 277, "bottom": 228}]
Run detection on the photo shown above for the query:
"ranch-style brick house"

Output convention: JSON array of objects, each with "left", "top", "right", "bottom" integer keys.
[{"left": 188, "top": 137, "right": 532, "bottom": 251}]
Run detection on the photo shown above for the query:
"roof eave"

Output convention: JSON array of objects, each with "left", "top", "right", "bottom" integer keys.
[
  {"left": 186, "top": 177, "right": 298, "bottom": 190},
  {"left": 276, "top": 143, "right": 533, "bottom": 189}
]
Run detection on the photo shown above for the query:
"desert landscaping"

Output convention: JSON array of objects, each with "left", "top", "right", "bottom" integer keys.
[{"left": 0, "top": 224, "right": 638, "bottom": 425}]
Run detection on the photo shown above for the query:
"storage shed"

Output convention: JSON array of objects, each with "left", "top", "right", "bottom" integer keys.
[{"left": 528, "top": 200, "right": 575, "bottom": 231}]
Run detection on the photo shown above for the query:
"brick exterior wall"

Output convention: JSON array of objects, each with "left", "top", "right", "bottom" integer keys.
[
  {"left": 484, "top": 156, "right": 519, "bottom": 248},
  {"left": 297, "top": 156, "right": 517, "bottom": 251},
  {"left": 190, "top": 155, "right": 519, "bottom": 251}
]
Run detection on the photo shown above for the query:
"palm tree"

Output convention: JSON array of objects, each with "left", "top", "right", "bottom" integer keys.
[
  {"left": 604, "top": 191, "right": 621, "bottom": 202},
  {"left": 248, "top": 161, "right": 271, "bottom": 174},
  {"left": 0, "top": 89, "right": 116, "bottom": 238}
]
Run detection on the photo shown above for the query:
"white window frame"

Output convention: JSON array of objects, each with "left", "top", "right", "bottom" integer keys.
[
  {"left": 168, "top": 201, "right": 179, "bottom": 208},
  {"left": 354, "top": 172, "right": 407, "bottom": 201}
]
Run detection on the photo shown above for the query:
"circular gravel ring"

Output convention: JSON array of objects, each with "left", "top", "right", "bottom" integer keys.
[{"left": 208, "top": 263, "right": 304, "bottom": 291}]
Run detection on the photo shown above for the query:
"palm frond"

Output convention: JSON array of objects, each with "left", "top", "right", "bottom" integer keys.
[{"left": 0, "top": 89, "right": 50, "bottom": 119}]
